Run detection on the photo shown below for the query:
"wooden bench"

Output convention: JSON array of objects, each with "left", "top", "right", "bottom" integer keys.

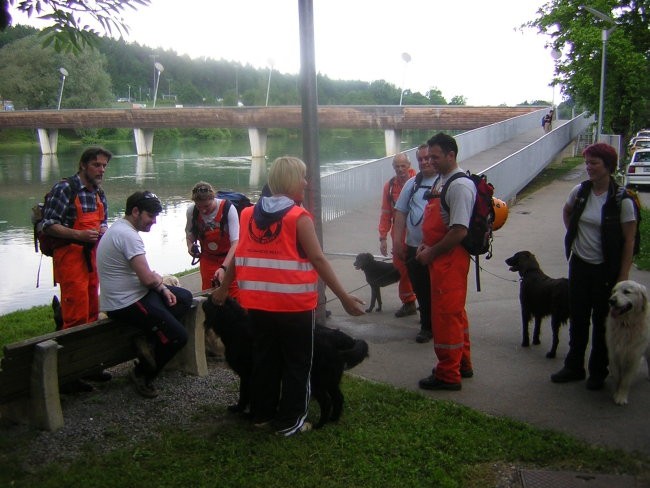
[{"left": 0, "top": 296, "right": 208, "bottom": 431}]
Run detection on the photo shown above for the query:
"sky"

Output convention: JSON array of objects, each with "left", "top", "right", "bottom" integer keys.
[{"left": 13, "top": 0, "right": 560, "bottom": 106}]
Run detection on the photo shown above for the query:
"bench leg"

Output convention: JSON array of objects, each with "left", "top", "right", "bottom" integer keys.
[
  {"left": 168, "top": 297, "right": 208, "bottom": 376},
  {"left": 31, "top": 339, "right": 64, "bottom": 431}
]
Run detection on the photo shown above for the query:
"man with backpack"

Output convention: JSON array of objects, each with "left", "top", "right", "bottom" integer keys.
[
  {"left": 41, "top": 146, "right": 112, "bottom": 330},
  {"left": 378, "top": 152, "right": 417, "bottom": 318},
  {"left": 393, "top": 144, "right": 438, "bottom": 343},
  {"left": 415, "top": 133, "right": 475, "bottom": 391},
  {"left": 185, "top": 181, "right": 240, "bottom": 295}
]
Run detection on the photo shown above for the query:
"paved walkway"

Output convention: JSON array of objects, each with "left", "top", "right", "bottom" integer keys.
[{"left": 182, "top": 134, "right": 649, "bottom": 456}]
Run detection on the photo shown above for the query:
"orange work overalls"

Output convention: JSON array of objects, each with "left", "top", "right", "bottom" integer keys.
[
  {"left": 53, "top": 193, "right": 103, "bottom": 329},
  {"left": 422, "top": 196, "right": 473, "bottom": 384}
]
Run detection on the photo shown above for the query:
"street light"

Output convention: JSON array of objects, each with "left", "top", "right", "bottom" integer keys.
[
  {"left": 152, "top": 62, "right": 164, "bottom": 108},
  {"left": 399, "top": 52, "right": 411, "bottom": 106},
  {"left": 265, "top": 58, "right": 274, "bottom": 106},
  {"left": 580, "top": 5, "right": 617, "bottom": 141},
  {"left": 56, "top": 67, "right": 68, "bottom": 110}
]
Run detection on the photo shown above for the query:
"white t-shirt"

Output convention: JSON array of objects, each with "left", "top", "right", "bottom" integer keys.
[
  {"left": 185, "top": 198, "right": 240, "bottom": 243},
  {"left": 97, "top": 218, "right": 149, "bottom": 312},
  {"left": 395, "top": 174, "right": 437, "bottom": 247},
  {"left": 567, "top": 184, "right": 636, "bottom": 264},
  {"left": 433, "top": 169, "right": 476, "bottom": 228}
]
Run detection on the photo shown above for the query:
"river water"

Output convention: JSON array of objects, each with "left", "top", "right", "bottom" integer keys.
[{"left": 0, "top": 130, "right": 420, "bottom": 314}]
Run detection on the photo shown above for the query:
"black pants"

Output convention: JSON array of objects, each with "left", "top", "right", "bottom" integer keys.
[
  {"left": 406, "top": 245, "right": 431, "bottom": 332},
  {"left": 564, "top": 255, "right": 610, "bottom": 379},
  {"left": 107, "top": 286, "right": 191, "bottom": 382},
  {"left": 249, "top": 309, "right": 313, "bottom": 432}
]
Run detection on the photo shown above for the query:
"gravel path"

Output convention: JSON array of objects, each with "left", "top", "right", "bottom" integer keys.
[{"left": 3, "top": 359, "right": 239, "bottom": 472}]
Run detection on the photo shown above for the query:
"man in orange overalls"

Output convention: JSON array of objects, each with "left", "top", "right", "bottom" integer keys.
[
  {"left": 42, "top": 146, "right": 111, "bottom": 331},
  {"left": 416, "top": 133, "right": 475, "bottom": 390},
  {"left": 378, "top": 152, "right": 417, "bottom": 317}
]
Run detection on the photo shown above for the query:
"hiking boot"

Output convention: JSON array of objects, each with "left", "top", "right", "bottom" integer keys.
[
  {"left": 415, "top": 329, "right": 432, "bottom": 343},
  {"left": 133, "top": 335, "right": 157, "bottom": 372},
  {"left": 129, "top": 367, "right": 158, "bottom": 399},
  {"left": 550, "top": 367, "right": 586, "bottom": 383},
  {"left": 84, "top": 370, "right": 112, "bottom": 382},
  {"left": 418, "top": 375, "right": 461, "bottom": 391},
  {"left": 395, "top": 301, "right": 417, "bottom": 318}
]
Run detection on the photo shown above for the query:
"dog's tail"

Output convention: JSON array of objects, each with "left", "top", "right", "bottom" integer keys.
[{"left": 340, "top": 339, "right": 369, "bottom": 370}]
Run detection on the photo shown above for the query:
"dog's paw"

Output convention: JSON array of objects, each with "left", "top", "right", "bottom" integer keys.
[
  {"left": 521, "top": 340, "right": 530, "bottom": 348},
  {"left": 365, "top": 308, "right": 373, "bottom": 313},
  {"left": 532, "top": 338, "right": 541, "bottom": 345},
  {"left": 613, "top": 393, "right": 629, "bottom": 405},
  {"left": 545, "top": 351, "right": 556, "bottom": 359}
]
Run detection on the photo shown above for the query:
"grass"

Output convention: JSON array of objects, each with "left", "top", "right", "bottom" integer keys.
[
  {"left": 0, "top": 377, "right": 648, "bottom": 488},
  {"left": 1, "top": 158, "right": 650, "bottom": 486}
]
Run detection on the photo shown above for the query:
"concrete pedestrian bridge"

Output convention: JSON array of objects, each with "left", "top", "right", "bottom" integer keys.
[{"left": 0, "top": 105, "right": 542, "bottom": 156}]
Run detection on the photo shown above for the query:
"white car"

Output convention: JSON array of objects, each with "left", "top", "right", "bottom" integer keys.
[
  {"left": 625, "top": 148, "right": 650, "bottom": 187},
  {"left": 636, "top": 129, "right": 650, "bottom": 139}
]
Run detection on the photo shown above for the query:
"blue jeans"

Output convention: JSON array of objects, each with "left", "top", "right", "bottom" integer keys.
[{"left": 107, "top": 286, "right": 191, "bottom": 381}]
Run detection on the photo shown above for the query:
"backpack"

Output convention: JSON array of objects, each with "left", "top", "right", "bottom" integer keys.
[
  {"left": 31, "top": 177, "right": 83, "bottom": 257},
  {"left": 191, "top": 190, "right": 252, "bottom": 240},
  {"left": 439, "top": 170, "right": 495, "bottom": 291}
]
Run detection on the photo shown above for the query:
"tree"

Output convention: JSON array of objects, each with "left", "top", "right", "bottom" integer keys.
[
  {"left": 0, "top": 34, "right": 112, "bottom": 109},
  {"left": 449, "top": 95, "right": 467, "bottom": 106},
  {"left": 0, "top": 0, "right": 151, "bottom": 53},
  {"left": 525, "top": 0, "right": 650, "bottom": 139}
]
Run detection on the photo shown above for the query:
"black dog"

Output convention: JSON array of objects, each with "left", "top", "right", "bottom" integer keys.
[
  {"left": 505, "top": 251, "right": 570, "bottom": 358},
  {"left": 202, "top": 297, "right": 369, "bottom": 428},
  {"left": 353, "top": 252, "right": 400, "bottom": 313}
]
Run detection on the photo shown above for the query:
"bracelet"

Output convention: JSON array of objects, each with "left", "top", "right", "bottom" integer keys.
[{"left": 220, "top": 265, "right": 227, "bottom": 272}]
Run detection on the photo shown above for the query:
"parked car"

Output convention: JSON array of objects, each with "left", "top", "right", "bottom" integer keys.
[
  {"left": 628, "top": 137, "right": 650, "bottom": 155},
  {"left": 625, "top": 149, "right": 650, "bottom": 187},
  {"left": 636, "top": 129, "right": 650, "bottom": 139}
]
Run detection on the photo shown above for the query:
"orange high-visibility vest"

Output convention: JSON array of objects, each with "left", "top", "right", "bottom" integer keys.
[{"left": 236, "top": 204, "right": 318, "bottom": 312}]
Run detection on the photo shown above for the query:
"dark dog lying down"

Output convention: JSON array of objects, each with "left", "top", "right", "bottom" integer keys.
[
  {"left": 353, "top": 252, "right": 400, "bottom": 313},
  {"left": 505, "top": 250, "right": 570, "bottom": 358},
  {"left": 202, "top": 297, "right": 369, "bottom": 428}
]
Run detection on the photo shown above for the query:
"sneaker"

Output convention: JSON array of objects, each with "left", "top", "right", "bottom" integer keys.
[
  {"left": 133, "top": 335, "right": 157, "bottom": 372},
  {"left": 586, "top": 376, "right": 605, "bottom": 390},
  {"left": 395, "top": 302, "right": 417, "bottom": 318},
  {"left": 276, "top": 421, "right": 312, "bottom": 437},
  {"left": 550, "top": 367, "right": 586, "bottom": 383},
  {"left": 84, "top": 370, "right": 112, "bottom": 382},
  {"left": 418, "top": 375, "right": 461, "bottom": 391},
  {"left": 129, "top": 367, "right": 159, "bottom": 398},
  {"left": 415, "top": 329, "right": 433, "bottom": 343}
]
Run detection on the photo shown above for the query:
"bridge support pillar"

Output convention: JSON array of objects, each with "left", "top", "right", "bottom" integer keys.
[
  {"left": 37, "top": 129, "right": 59, "bottom": 155},
  {"left": 248, "top": 127, "right": 268, "bottom": 158},
  {"left": 133, "top": 128, "right": 154, "bottom": 156},
  {"left": 384, "top": 129, "right": 402, "bottom": 156}
]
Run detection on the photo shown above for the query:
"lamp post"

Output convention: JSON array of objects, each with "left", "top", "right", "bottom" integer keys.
[
  {"left": 580, "top": 5, "right": 617, "bottom": 141},
  {"left": 399, "top": 52, "right": 411, "bottom": 106},
  {"left": 265, "top": 58, "right": 274, "bottom": 106},
  {"left": 152, "top": 62, "right": 164, "bottom": 108},
  {"left": 56, "top": 67, "right": 68, "bottom": 110}
]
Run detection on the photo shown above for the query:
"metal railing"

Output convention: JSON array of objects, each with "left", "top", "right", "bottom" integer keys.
[{"left": 319, "top": 110, "right": 593, "bottom": 222}]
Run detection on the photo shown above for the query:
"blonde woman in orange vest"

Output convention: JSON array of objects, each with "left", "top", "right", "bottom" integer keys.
[{"left": 212, "top": 156, "right": 364, "bottom": 436}]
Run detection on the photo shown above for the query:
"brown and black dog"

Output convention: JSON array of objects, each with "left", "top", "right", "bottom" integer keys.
[
  {"left": 202, "top": 297, "right": 369, "bottom": 428},
  {"left": 353, "top": 252, "right": 400, "bottom": 313},
  {"left": 505, "top": 251, "right": 570, "bottom": 358}
]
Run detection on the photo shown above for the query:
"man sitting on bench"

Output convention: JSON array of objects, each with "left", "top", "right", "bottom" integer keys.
[{"left": 97, "top": 191, "right": 192, "bottom": 398}]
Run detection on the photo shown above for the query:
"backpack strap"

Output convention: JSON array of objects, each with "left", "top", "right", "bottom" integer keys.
[{"left": 439, "top": 171, "right": 470, "bottom": 213}]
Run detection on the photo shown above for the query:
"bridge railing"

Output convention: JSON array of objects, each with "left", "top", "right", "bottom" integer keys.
[
  {"left": 482, "top": 111, "right": 594, "bottom": 202},
  {"left": 320, "top": 110, "right": 593, "bottom": 222}
]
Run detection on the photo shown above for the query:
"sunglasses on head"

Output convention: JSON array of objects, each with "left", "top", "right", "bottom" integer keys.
[{"left": 193, "top": 186, "right": 211, "bottom": 194}]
